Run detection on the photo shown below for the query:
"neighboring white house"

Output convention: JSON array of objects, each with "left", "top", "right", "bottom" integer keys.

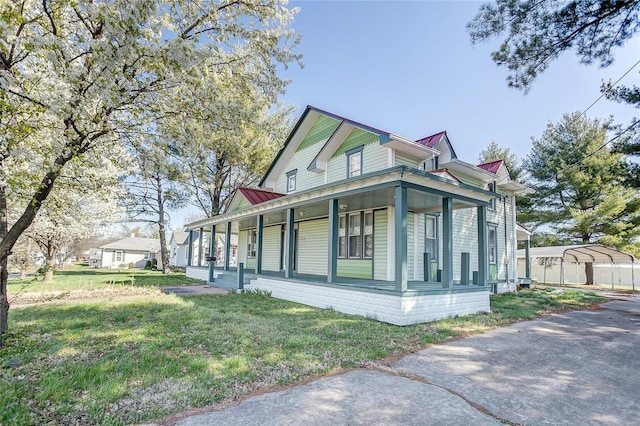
[
  {"left": 100, "top": 237, "right": 162, "bottom": 269},
  {"left": 169, "top": 231, "right": 190, "bottom": 267},
  {"left": 185, "top": 106, "right": 528, "bottom": 325}
]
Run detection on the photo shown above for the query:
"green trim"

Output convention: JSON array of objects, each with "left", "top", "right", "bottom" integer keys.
[
  {"left": 337, "top": 259, "right": 373, "bottom": 279},
  {"left": 328, "top": 199, "right": 338, "bottom": 283},
  {"left": 395, "top": 186, "right": 408, "bottom": 291},
  {"left": 441, "top": 198, "right": 453, "bottom": 289},
  {"left": 296, "top": 115, "right": 341, "bottom": 152},
  {"left": 209, "top": 225, "right": 216, "bottom": 282},
  {"left": 332, "top": 128, "right": 379, "bottom": 158}
]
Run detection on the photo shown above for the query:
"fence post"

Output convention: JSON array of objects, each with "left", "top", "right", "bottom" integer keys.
[{"left": 237, "top": 262, "right": 244, "bottom": 290}]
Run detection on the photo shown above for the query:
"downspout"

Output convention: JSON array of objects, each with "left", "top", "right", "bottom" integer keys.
[{"left": 503, "top": 195, "right": 509, "bottom": 290}]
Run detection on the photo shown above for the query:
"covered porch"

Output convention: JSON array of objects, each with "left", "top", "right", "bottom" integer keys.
[{"left": 186, "top": 167, "right": 495, "bottom": 325}]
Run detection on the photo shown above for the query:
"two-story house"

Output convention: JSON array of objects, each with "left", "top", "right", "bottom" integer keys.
[{"left": 185, "top": 106, "right": 527, "bottom": 325}]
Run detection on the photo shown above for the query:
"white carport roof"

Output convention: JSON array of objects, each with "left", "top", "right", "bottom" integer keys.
[{"left": 517, "top": 244, "right": 636, "bottom": 264}]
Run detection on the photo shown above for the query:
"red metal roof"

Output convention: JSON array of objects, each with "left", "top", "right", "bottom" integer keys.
[
  {"left": 415, "top": 131, "right": 446, "bottom": 148},
  {"left": 476, "top": 160, "right": 504, "bottom": 174},
  {"left": 238, "top": 187, "right": 285, "bottom": 205}
]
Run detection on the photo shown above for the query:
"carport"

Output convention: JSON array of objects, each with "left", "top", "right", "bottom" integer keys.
[{"left": 517, "top": 244, "right": 636, "bottom": 289}]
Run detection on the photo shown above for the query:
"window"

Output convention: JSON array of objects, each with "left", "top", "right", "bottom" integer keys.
[
  {"left": 338, "top": 210, "right": 374, "bottom": 259},
  {"left": 363, "top": 212, "right": 373, "bottom": 258},
  {"left": 143, "top": 252, "right": 150, "bottom": 260},
  {"left": 346, "top": 146, "right": 363, "bottom": 178},
  {"left": 247, "top": 229, "right": 257, "bottom": 258},
  {"left": 348, "top": 213, "right": 361, "bottom": 258},
  {"left": 421, "top": 156, "right": 438, "bottom": 171},
  {"left": 286, "top": 169, "right": 297, "bottom": 192},
  {"left": 425, "top": 215, "right": 438, "bottom": 261},
  {"left": 115, "top": 251, "right": 123, "bottom": 262},
  {"left": 488, "top": 182, "right": 496, "bottom": 210},
  {"left": 488, "top": 225, "right": 497, "bottom": 265},
  {"left": 338, "top": 215, "right": 347, "bottom": 258}
]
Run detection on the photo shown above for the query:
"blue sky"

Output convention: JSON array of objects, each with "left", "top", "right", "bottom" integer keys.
[
  {"left": 280, "top": 0, "right": 640, "bottom": 162},
  {"left": 172, "top": 1, "right": 639, "bottom": 228}
]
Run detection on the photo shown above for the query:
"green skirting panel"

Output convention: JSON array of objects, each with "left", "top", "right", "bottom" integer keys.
[
  {"left": 337, "top": 259, "right": 373, "bottom": 279},
  {"left": 246, "top": 258, "right": 256, "bottom": 270}
]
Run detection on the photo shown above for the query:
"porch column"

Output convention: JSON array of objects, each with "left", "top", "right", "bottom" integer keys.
[
  {"left": 328, "top": 199, "right": 338, "bottom": 284},
  {"left": 198, "top": 227, "right": 204, "bottom": 267},
  {"left": 224, "top": 222, "right": 231, "bottom": 271},
  {"left": 442, "top": 197, "right": 453, "bottom": 289},
  {"left": 477, "top": 205, "right": 488, "bottom": 287},
  {"left": 256, "top": 215, "right": 264, "bottom": 274},
  {"left": 187, "top": 230, "right": 193, "bottom": 267},
  {"left": 525, "top": 239, "right": 531, "bottom": 279},
  {"left": 286, "top": 208, "right": 295, "bottom": 278},
  {"left": 395, "top": 186, "right": 408, "bottom": 292},
  {"left": 209, "top": 225, "right": 216, "bottom": 283}
]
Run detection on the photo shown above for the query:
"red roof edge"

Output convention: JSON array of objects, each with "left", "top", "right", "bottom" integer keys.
[
  {"left": 239, "top": 187, "right": 286, "bottom": 205},
  {"left": 415, "top": 131, "right": 446, "bottom": 148},
  {"left": 476, "top": 159, "right": 504, "bottom": 174}
]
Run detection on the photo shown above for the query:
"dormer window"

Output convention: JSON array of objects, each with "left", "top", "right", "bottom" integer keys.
[
  {"left": 420, "top": 156, "right": 438, "bottom": 171},
  {"left": 286, "top": 169, "right": 297, "bottom": 192},
  {"left": 346, "top": 146, "right": 363, "bottom": 178}
]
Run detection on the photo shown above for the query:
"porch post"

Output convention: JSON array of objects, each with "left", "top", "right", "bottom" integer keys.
[
  {"left": 328, "top": 199, "right": 338, "bottom": 284},
  {"left": 198, "top": 227, "right": 203, "bottom": 267},
  {"left": 525, "top": 239, "right": 531, "bottom": 279},
  {"left": 209, "top": 225, "right": 216, "bottom": 283},
  {"left": 477, "top": 205, "right": 488, "bottom": 287},
  {"left": 224, "top": 222, "right": 231, "bottom": 271},
  {"left": 442, "top": 197, "right": 453, "bottom": 289},
  {"left": 395, "top": 185, "right": 408, "bottom": 292},
  {"left": 256, "top": 215, "right": 264, "bottom": 274},
  {"left": 187, "top": 230, "right": 193, "bottom": 267},
  {"left": 286, "top": 208, "right": 295, "bottom": 278}
]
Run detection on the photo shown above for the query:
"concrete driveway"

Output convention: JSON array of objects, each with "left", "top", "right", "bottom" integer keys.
[{"left": 167, "top": 294, "right": 639, "bottom": 425}]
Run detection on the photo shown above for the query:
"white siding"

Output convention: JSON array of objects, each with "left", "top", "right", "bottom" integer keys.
[
  {"left": 373, "top": 209, "right": 388, "bottom": 280},
  {"left": 262, "top": 225, "right": 281, "bottom": 272},
  {"left": 274, "top": 143, "right": 326, "bottom": 194},
  {"left": 297, "top": 218, "right": 329, "bottom": 276},
  {"left": 237, "top": 230, "right": 248, "bottom": 266},
  {"left": 326, "top": 153, "right": 347, "bottom": 185},
  {"left": 362, "top": 144, "right": 391, "bottom": 174},
  {"left": 395, "top": 153, "right": 418, "bottom": 168},
  {"left": 326, "top": 143, "right": 389, "bottom": 185}
]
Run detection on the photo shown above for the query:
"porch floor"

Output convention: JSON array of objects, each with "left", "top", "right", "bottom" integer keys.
[{"left": 208, "top": 267, "right": 488, "bottom": 295}]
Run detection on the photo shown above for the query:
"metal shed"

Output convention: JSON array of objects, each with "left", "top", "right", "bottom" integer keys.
[{"left": 517, "top": 244, "right": 636, "bottom": 289}]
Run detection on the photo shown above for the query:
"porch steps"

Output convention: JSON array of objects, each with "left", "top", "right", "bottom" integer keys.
[{"left": 208, "top": 271, "right": 254, "bottom": 291}]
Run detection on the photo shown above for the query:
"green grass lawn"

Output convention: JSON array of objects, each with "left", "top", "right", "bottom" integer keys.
[
  {"left": 0, "top": 288, "right": 605, "bottom": 425},
  {"left": 8, "top": 264, "right": 203, "bottom": 305}
]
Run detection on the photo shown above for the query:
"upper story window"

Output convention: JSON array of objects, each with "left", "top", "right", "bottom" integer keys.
[
  {"left": 286, "top": 169, "right": 297, "bottom": 192},
  {"left": 420, "top": 156, "right": 438, "bottom": 171},
  {"left": 488, "top": 182, "right": 496, "bottom": 210},
  {"left": 346, "top": 146, "right": 363, "bottom": 178}
]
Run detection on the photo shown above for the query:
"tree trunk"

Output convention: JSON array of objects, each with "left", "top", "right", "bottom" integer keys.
[
  {"left": 0, "top": 185, "right": 9, "bottom": 343},
  {"left": 43, "top": 255, "right": 55, "bottom": 283},
  {"left": 156, "top": 176, "right": 171, "bottom": 274},
  {"left": 585, "top": 262, "right": 594, "bottom": 285}
]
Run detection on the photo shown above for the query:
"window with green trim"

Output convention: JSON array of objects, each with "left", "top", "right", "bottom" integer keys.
[
  {"left": 338, "top": 210, "right": 373, "bottom": 259},
  {"left": 488, "top": 182, "right": 496, "bottom": 210},
  {"left": 286, "top": 169, "right": 297, "bottom": 192},
  {"left": 488, "top": 224, "right": 498, "bottom": 281}
]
